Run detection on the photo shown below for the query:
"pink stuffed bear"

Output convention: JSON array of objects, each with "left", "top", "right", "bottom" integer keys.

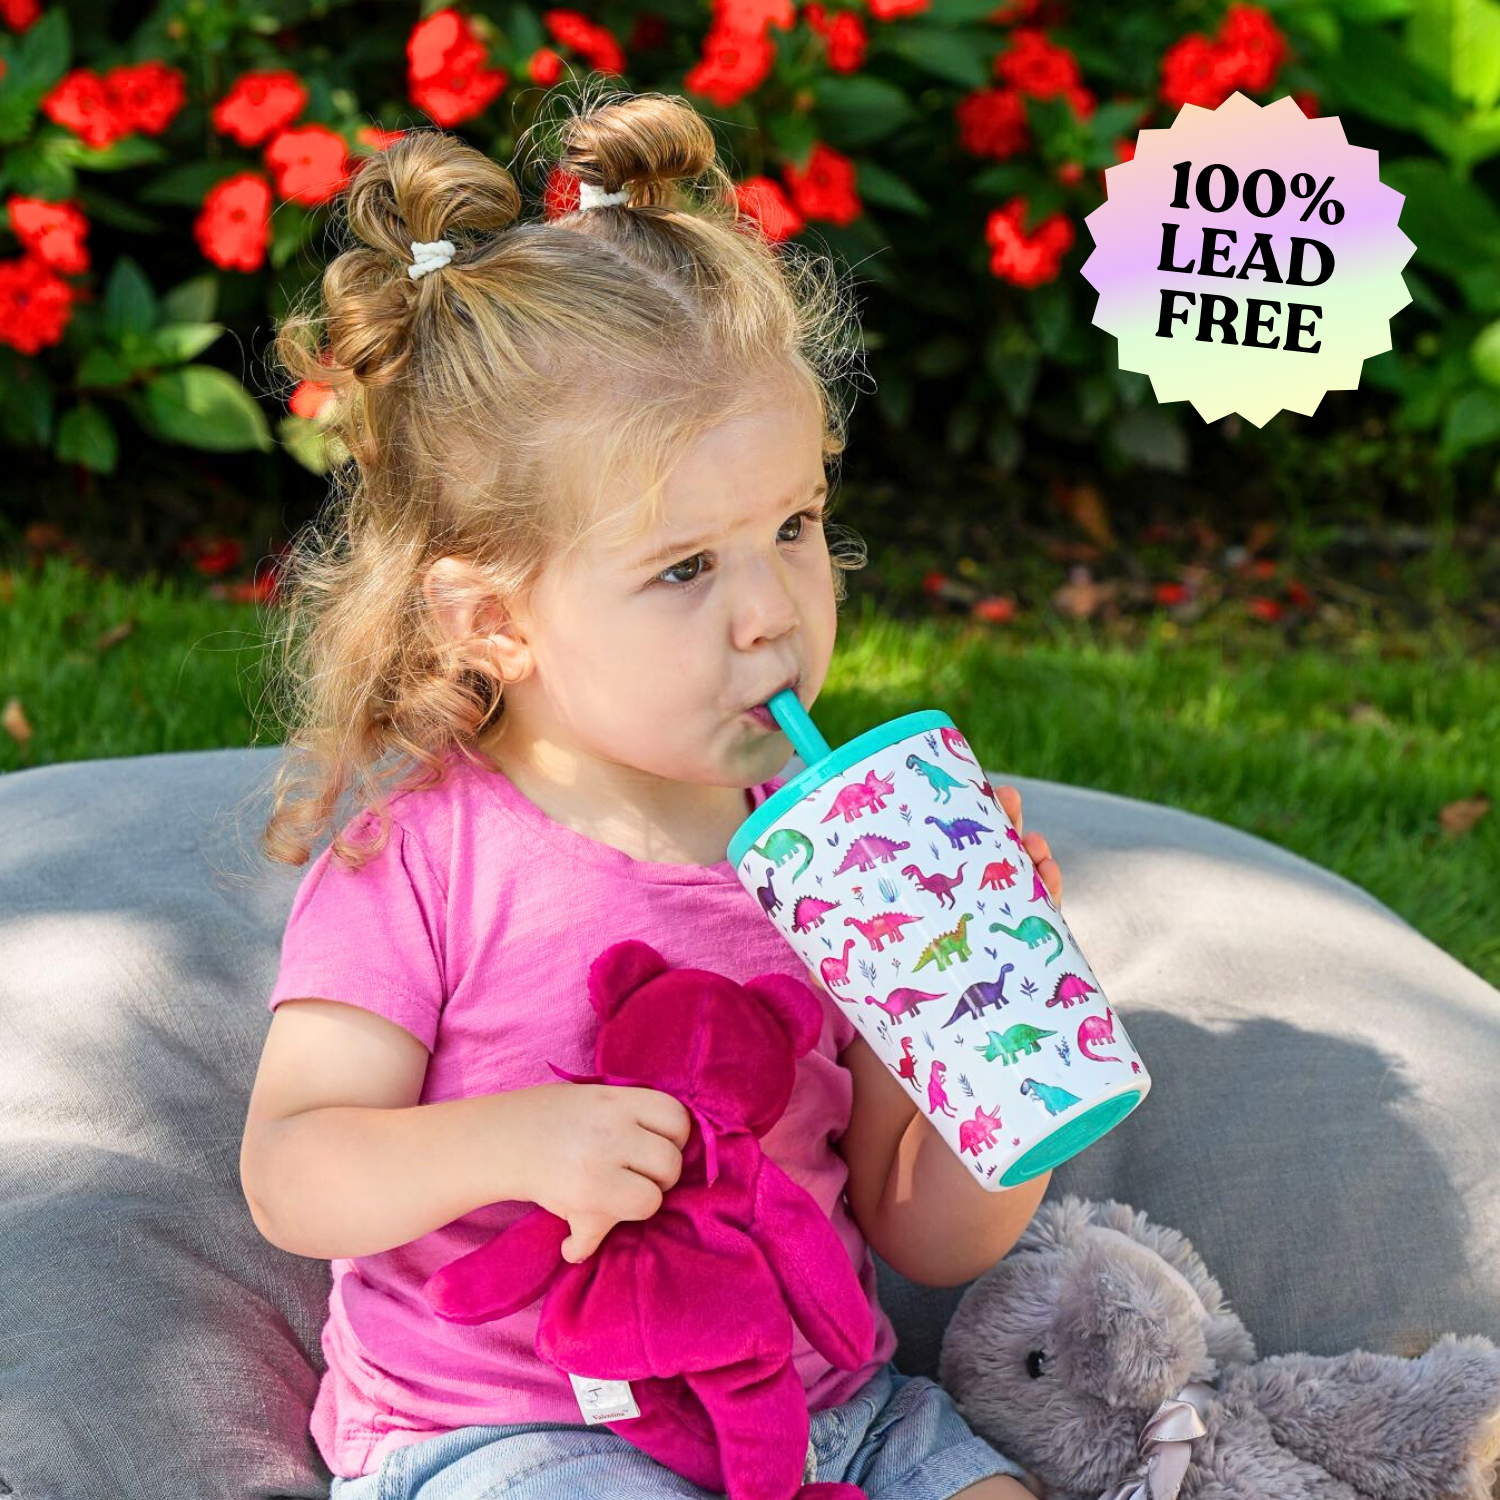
[{"left": 422, "top": 937, "right": 878, "bottom": 1500}]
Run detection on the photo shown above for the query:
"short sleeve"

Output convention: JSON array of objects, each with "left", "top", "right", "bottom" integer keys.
[{"left": 267, "top": 809, "right": 448, "bottom": 1051}]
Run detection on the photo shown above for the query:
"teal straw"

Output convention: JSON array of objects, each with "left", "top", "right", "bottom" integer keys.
[{"left": 767, "top": 686, "right": 832, "bottom": 766}]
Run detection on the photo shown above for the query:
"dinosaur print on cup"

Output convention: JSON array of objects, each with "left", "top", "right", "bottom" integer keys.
[{"left": 731, "top": 711, "right": 1150, "bottom": 1190}]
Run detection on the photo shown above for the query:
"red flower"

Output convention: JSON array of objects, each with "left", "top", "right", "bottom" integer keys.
[
  {"left": 721, "top": 0, "right": 796, "bottom": 30},
  {"left": 212, "top": 70, "right": 309, "bottom": 147},
  {"left": 1153, "top": 581, "right": 1189, "bottom": 607},
  {"left": 1245, "top": 556, "right": 1278, "bottom": 579},
  {"left": 264, "top": 126, "right": 350, "bottom": 206},
  {"left": 183, "top": 535, "right": 245, "bottom": 577},
  {"left": 782, "top": 141, "right": 861, "bottom": 224},
  {"left": 1218, "top": 3, "right": 1287, "bottom": 91},
  {"left": 0, "top": 254, "right": 77, "bottom": 354},
  {"left": 1116, "top": 139, "right": 1136, "bottom": 161},
  {"left": 867, "top": 0, "right": 928, "bottom": 18},
  {"left": 989, "top": 0, "right": 1039, "bottom": 19},
  {"left": 1056, "top": 160, "right": 1084, "bottom": 186},
  {"left": 1285, "top": 579, "right": 1315, "bottom": 610},
  {"left": 105, "top": 61, "right": 187, "bottom": 135},
  {"left": 1247, "top": 596, "right": 1282, "bottom": 621},
  {"left": 529, "top": 47, "right": 564, "bottom": 85},
  {"left": 922, "top": 570, "right": 948, "bottom": 595},
  {"left": 41, "top": 70, "right": 126, "bottom": 149},
  {"left": 289, "top": 379, "right": 336, "bottom": 420},
  {"left": 8, "top": 197, "right": 90, "bottom": 275},
  {"left": 1159, "top": 34, "right": 1242, "bottom": 110},
  {"left": 2, "top": 0, "right": 42, "bottom": 29},
  {"left": 973, "top": 595, "right": 1016, "bottom": 623},
  {"left": 1293, "top": 91, "right": 1318, "bottom": 118},
  {"left": 356, "top": 125, "right": 406, "bottom": 150},
  {"left": 803, "top": 4, "right": 868, "bottom": 71},
  {"left": 543, "top": 9, "right": 627, "bottom": 72},
  {"left": 194, "top": 173, "right": 273, "bottom": 272},
  {"left": 996, "top": 28, "right": 1078, "bottom": 96},
  {"left": 984, "top": 195, "right": 1073, "bottom": 288},
  {"left": 684, "top": 25, "right": 776, "bottom": 106},
  {"left": 734, "top": 175, "right": 805, "bottom": 241},
  {"left": 406, "top": 9, "right": 507, "bottom": 127},
  {"left": 956, "top": 88, "right": 1028, "bottom": 159}
]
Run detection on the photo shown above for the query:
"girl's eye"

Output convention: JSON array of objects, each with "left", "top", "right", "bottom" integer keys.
[{"left": 655, "top": 507, "right": 825, "bottom": 591}]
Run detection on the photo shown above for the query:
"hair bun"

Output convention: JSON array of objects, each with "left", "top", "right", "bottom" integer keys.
[
  {"left": 558, "top": 92, "right": 719, "bottom": 208},
  {"left": 322, "top": 129, "right": 523, "bottom": 387}
]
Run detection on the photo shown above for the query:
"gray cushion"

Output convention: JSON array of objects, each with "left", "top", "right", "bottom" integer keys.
[{"left": 0, "top": 747, "right": 1495, "bottom": 1500}]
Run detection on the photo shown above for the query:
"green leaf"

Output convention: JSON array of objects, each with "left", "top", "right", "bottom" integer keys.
[
  {"left": 769, "top": 111, "right": 819, "bottom": 167},
  {"left": 871, "top": 29, "right": 989, "bottom": 89},
  {"left": 160, "top": 274, "right": 218, "bottom": 325},
  {"left": 1, "top": 137, "right": 74, "bottom": 197},
  {"left": 1381, "top": 157, "right": 1500, "bottom": 287},
  {"left": 277, "top": 412, "right": 335, "bottom": 474},
  {"left": 102, "top": 257, "right": 158, "bottom": 339},
  {"left": 1406, "top": 0, "right": 1500, "bottom": 111},
  {"left": 54, "top": 404, "right": 118, "bottom": 473},
  {"left": 46, "top": 132, "right": 169, "bottom": 172},
  {"left": 815, "top": 75, "right": 919, "bottom": 148},
  {"left": 1312, "top": 23, "right": 1450, "bottom": 129},
  {"left": 913, "top": 335, "right": 970, "bottom": 377},
  {"left": 139, "top": 159, "right": 249, "bottom": 205},
  {"left": 76, "top": 348, "right": 133, "bottom": 388},
  {"left": 1088, "top": 100, "right": 1148, "bottom": 146},
  {"left": 1473, "top": 318, "right": 1500, "bottom": 384},
  {"left": 970, "top": 164, "right": 1036, "bottom": 199},
  {"left": 985, "top": 411, "right": 1022, "bottom": 472},
  {"left": 506, "top": 1, "right": 547, "bottom": 55},
  {"left": 1334, "top": 0, "right": 1414, "bottom": 18},
  {"left": 1027, "top": 280, "right": 1071, "bottom": 356},
  {"left": 146, "top": 323, "right": 226, "bottom": 364},
  {"left": 5, "top": 6, "right": 69, "bottom": 94},
  {"left": 1110, "top": 407, "right": 1189, "bottom": 471},
  {"left": 0, "top": 350, "right": 55, "bottom": 447},
  {"left": 854, "top": 160, "right": 930, "bottom": 217},
  {"left": 74, "top": 184, "right": 165, "bottom": 234},
  {"left": 985, "top": 322, "right": 1040, "bottom": 415},
  {"left": 1439, "top": 385, "right": 1500, "bottom": 457},
  {"left": 140, "top": 366, "right": 273, "bottom": 452}
]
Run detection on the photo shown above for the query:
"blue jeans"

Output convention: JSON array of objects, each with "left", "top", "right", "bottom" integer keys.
[{"left": 328, "top": 1358, "right": 1030, "bottom": 1499}]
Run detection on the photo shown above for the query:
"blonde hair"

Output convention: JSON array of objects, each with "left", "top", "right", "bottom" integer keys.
[{"left": 255, "top": 82, "right": 869, "bottom": 872}]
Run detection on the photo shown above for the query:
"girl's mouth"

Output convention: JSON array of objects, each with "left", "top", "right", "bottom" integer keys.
[{"left": 745, "top": 704, "right": 780, "bottom": 730}]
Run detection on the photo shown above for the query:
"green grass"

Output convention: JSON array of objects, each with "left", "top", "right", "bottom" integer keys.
[{"left": 4, "top": 554, "right": 1497, "bottom": 988}]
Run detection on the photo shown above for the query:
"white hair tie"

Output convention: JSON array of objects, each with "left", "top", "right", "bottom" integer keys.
[
  {"left": 578, "top": 182, "right": 630, "bottom": 210},
  {"left": 407, "top": 239, "right": 455, "bottom": 280}
]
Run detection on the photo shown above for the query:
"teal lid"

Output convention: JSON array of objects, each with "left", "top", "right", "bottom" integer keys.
[{"left": 727, "top": 707, "right": 954, "bottom": 868}]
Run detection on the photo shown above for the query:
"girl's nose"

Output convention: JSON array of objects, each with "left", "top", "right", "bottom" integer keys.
[{"left": 733, "top": 555, "right": 800, "bottom": 648}]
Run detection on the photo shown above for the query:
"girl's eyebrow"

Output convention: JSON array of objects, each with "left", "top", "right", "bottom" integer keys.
[{"left": 623, "top": 479, "right": 829, "bottom": 570}]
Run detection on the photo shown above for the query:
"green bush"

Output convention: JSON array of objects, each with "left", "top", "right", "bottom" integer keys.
[{"left": 1, "top": 0, "right": 1498, "bottom": 535}]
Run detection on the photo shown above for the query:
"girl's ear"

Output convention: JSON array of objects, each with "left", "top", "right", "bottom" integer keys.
[{"left": 421, "top": 555, "right": 528, "bottom": 683}]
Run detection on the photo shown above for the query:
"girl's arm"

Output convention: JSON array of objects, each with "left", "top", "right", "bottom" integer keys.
[
  {"left": 240, "top": 998, "right": 542, "bottom": 1259},
  {"left": 835, "top": 1028, "right": 1051, "bottom": 1289}
]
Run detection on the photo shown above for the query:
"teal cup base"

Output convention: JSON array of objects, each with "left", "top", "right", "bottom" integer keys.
[{"left": 998, "top": 1087, "right": 1145, "bottom": 1186}]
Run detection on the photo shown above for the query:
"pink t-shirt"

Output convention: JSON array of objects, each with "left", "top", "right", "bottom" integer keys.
[{"left": 266, "top": 748, "right": 899, "bottom": 1479}]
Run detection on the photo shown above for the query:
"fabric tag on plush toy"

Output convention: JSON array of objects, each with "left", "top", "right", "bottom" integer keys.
[{"left": 567, "top": 1371, "right": 641, "bottom": 1424}]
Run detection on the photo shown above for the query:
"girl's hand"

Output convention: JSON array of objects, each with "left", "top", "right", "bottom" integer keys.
[{"left": 995, "top": 784, "right": 1063, "bottom": 909}]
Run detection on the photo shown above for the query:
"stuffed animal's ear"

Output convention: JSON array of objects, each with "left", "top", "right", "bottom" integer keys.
[
  {"left": 587, "top": 940, "right": 670, "bottom": 1022},
  {"left": 743, "top": 973, "right": 825, "bottom": 1057},
  {"left": 1010, "top": 1193, "right": 1099, "bottom": 1256},
  {"left": 1082, "top": 1199, "right": 1257, "bottom": 1370}
]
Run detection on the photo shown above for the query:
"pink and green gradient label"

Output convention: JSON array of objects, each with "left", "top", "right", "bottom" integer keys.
[{"left": 1080, "top": 92, "right": 1415, "bottom": 427}]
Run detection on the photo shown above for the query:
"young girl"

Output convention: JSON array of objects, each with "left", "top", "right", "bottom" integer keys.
[{"left": 241, "top": 87, "right": 1062, "bottom": 1500}]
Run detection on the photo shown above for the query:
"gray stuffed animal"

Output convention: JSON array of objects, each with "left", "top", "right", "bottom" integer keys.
[{"left": 938, "top": 1194, "right": 1500, "bottom": 1500}]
